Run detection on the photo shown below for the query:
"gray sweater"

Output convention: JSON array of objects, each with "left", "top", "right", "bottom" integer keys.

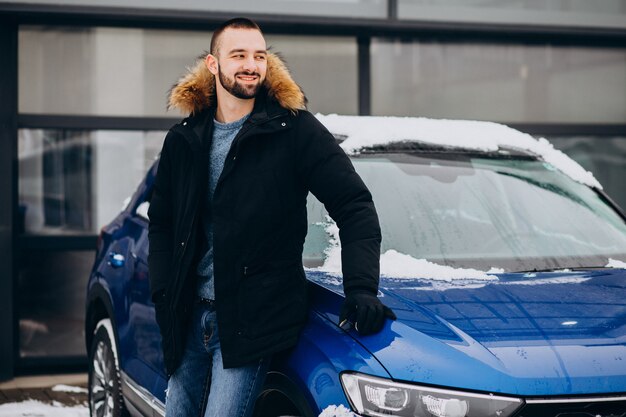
[{"left": 196, "top": 113, "right": 250, "bottom": 299}]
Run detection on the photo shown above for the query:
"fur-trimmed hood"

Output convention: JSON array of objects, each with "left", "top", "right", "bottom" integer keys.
[{"left": 168, "top": 52, "right": 307, "bottom": 115}]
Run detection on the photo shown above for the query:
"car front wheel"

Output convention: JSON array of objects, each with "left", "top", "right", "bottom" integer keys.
[{"left": 89, "top": 318, "right": 128, "bottom": 417}]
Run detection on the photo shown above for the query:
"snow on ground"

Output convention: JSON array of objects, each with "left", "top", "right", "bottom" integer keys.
[
  {"left": 316, "top": 114, "right": 602, "bottom": 189},
  {"left": 0, "top": 400, "right": 88, "bottom": 417},
  {"left": 314, "top": 218, "right": 499, "bottom": 281},
  {"left": 51, "top": 384, "right": 88, "bottom": 394},
  {"left": 607, "top": 258, "right": 626, "bottom": 269},
  {"left": 318, "top": 404, "right": 356, "bottom": 417}
]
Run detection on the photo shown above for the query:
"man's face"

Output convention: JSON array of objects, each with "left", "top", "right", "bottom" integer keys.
[{"left": 209, "top": 28, "right": 267, "bottom": 100}]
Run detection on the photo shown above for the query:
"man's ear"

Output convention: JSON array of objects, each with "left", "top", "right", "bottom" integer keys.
[{"left": 205, "top": 53, "right": 218, "bottom": 76}]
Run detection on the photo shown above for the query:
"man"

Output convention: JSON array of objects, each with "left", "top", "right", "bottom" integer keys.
[{"left": 148, "top": 17, "right": 395, "bottom": 417}]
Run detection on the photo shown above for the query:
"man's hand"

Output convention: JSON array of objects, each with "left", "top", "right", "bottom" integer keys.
[{"left": 338, "top": 291, "right": 396, "bottom": 335}]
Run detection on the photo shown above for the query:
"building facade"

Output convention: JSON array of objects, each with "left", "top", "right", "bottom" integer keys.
[{"left": 1, "top": 0, "right": 626, "bottom": 380}]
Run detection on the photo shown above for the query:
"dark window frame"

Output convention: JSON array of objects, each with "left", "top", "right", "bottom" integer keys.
[
  {"left": 18, "top": 115, "right": 180, "bottom": 131},
  {"left": 1, "top": 14, "right": 18, "bottom": 382}
]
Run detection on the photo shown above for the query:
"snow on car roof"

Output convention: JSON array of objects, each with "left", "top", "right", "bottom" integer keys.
[{"left": 315, "top": 114, "right": 602, "bottom": 190}]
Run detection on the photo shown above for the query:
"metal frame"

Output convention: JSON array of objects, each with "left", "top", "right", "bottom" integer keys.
[
  {"left": 19, "top": 235, "right": 98, "bottom": 251},
  {"left": 16, "top": 356, "right": 87, "bottom": 376},
  {"left": 357, "top": 37, "right": 371, "bottom": 116},
  {"left": 18, "top": 115, "right": 626, "bottom": 138},
  {"left": 387, "top": 0, "right": 398, "bottom": 20},
  {"left": 18, "top": 115, "right": 180, "bottom": 131},
  {"left": 0, "top": 15, "right": 17, "bottom": 382},
  {"left": 121, "top": 371, "right": 165, "bottom": 417}
]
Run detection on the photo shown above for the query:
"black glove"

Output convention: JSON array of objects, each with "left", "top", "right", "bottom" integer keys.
[{"left": 339, "top": 290, "right": 397, "bottom": 335}]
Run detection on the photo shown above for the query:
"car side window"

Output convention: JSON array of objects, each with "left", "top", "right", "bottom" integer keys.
[
  {"left": 134, "top": 183, "right": 153, "bottom": 222},
  {"left": 303, "top": 193, "right": 331, "bottom": 268}
]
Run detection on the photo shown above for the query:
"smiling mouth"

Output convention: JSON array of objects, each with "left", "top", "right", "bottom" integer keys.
[{"left": 236, "top": 73, "right": 259, "bottom": 82}]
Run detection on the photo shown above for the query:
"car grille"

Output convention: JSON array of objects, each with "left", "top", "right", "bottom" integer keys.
[{"left": 514, "top": 396, "right": 626, "bottom": 417}]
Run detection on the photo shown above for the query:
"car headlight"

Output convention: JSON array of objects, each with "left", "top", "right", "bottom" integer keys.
[{"left": 340, "top": 373, "right": 523, "bottom": 417}]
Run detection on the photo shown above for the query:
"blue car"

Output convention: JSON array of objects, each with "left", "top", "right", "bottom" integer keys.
[{"left": 85, "top": 116, "right": 626, "bottom": 417}]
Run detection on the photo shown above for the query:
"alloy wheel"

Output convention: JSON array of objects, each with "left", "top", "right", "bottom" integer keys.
[
  {"left": 91, "top": 340, "right": 116, "bottom": 417},
  {"left": 88, "top": 319, "right": 127, "bottom": 417}
]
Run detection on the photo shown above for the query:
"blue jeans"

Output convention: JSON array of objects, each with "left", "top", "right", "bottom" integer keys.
[{"left": 165, "top": 303, "right": 270, "bottom": 417}]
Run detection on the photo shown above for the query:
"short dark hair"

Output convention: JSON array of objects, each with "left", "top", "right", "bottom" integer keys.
[{"left": 210, "top": 17, "right": 263, "bottom": 56}]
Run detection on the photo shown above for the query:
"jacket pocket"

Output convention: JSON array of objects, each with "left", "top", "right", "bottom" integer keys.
[{"left": 237, "top": 260, "right": 307, "bottom": 339}]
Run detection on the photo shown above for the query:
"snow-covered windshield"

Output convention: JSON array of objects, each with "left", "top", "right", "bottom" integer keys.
[{"left": 304, "top": 152, "right": 626, "bottom": 273}]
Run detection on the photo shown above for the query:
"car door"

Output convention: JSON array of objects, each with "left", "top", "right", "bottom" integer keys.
[
  {"left": 114, "top": 165, "right": 168, "bottom": 412},
  {"left": 130, "top": 195, "right": 168, "bottom": 404}
]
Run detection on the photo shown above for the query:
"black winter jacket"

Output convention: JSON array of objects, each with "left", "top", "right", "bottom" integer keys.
[{"left": 148, "top": 53, "right": 381, "bottom": 375}]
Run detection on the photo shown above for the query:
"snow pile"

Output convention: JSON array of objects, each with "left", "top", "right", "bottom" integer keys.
[
  {"left": 314, "top": 218, "right": 498, "bottom": 281},
  {"left": 379, "top": 250, "right": 497, "bottom": 281},
  {"left": 51, "top": 384, "right": 88, "bottom": 394},
  {"left": 0, "top": 400, "right": 88, "bottom": 416},
  {"left": 318, "top": 404, "right": 356, "bottom": 417},
  {"left": 606, "top": 258, "right": 626, "bottom": 269},
  {"left": 315, "top": 221, "right": 342, "bottom": 274},
  {"left": 316, "top": 114, "right": 601, "bottom": 189}
]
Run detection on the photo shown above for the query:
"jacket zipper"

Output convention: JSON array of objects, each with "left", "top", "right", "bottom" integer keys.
[
  {"left": 213, "top": 113, "right": 287, "bottom": 196},
  {"left": 216, "top": 113, "right": 287, "bottom": 281},
  {"left": 173, "top": 113, "right": 286, "bottom": 293}
]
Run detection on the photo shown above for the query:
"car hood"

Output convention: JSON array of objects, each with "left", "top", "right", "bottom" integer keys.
[{"left": 308, "top": 269, "right": 626, "bottom": 396}]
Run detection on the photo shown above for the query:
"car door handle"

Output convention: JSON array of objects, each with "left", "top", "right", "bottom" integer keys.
[{"left": 108, "top": 252, "right": 126, "bottom": 268}]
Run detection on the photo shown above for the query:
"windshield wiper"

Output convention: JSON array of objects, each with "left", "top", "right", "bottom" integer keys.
[{"left": 497, "top": 171, "right": 592, "bottom": 210}]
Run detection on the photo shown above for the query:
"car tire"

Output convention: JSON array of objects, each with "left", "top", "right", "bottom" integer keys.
[
  {"left": 89, "top": 318, "right": 129, "bottom": 417},
  {"left": 253, "top": 388, "right": 307, "bottom": 417}
]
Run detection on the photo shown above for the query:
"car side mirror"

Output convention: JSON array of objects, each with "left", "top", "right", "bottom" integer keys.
[{"left": 136, "top": 201, "right": 150, "bottom": 221}]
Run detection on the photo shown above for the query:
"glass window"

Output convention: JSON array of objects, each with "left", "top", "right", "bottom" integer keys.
[
  {"left": 18, "top": 129, "right": 164, "bottom": 235},
  {"left": 371, "top": 40, "right": 626, "bottom": 123},
  {"left": 266, "top": 35, "right": 358, "bottom": 115},
  {"left": 7, "top": 0, "right": 386, "bottom": 18},
  {"left": 548, "top": 136, "right": 626, "bottom": 211},
  {"left": 18, "top": 250, "right": 92, "bottom": 358},
  {"left": 303, "top": 193, "right": 332, "bottom": 268},
  {"left": 19, "top": 27, "right": 358, "bottom": 116},
  {"left": 19, "top": 27, "right": 213, "bottom": 117},
  {"left": 399, "top": 0, "right": 626, "bottom": 29}
]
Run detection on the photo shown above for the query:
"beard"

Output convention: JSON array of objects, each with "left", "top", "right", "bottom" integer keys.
[{"left": 218, "top": 67, "right": 263, "bottom": 99}]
